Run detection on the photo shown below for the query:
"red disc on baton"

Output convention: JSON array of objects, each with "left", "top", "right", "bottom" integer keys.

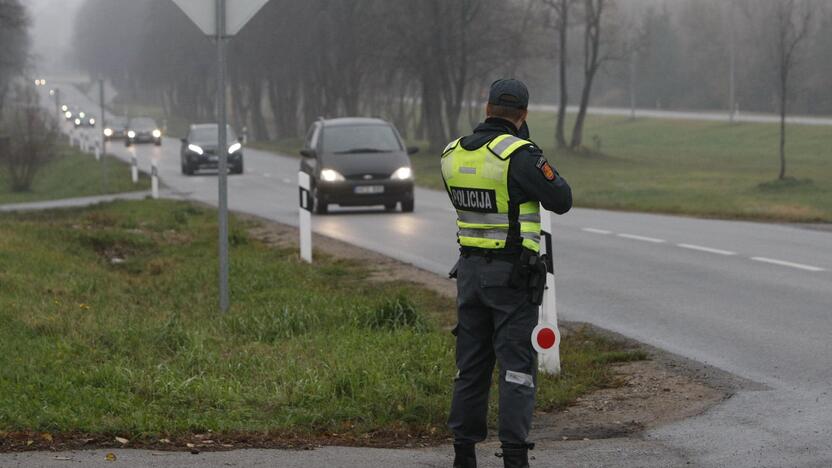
[{"left": 532, "top": 323, "right": 560, "bottom": 353}]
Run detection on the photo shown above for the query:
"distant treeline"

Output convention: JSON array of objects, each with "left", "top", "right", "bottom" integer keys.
[
  {"left": 0, "top": 0, "right": 29, "bottom": 113},
  {"left": 72, "top": 0, "right": 832, "bottom": 149}
]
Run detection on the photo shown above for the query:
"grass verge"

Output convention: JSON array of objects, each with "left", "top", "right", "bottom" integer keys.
[
  {"left": 0, "top": 143, "right": 151, "bottom": 205},
  {"left": 411, "top": 113, "right": 832, "bottom": 222},
  {"left": 0, "top": 200, "right": 643, "bottom": 448}
]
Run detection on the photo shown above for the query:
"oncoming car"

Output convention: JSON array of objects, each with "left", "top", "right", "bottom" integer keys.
[
  {"left": 179, "top": 124, "right": 244, "bottom": 175},
  {"left": 299, "top": 117, "right": 417, "bottom": 214},
  {"left": 103, "top": 116, "right": 128, "bottom": 141},
  {"left": 126, "top": 117, "right": 162, "bottom": 146},
  {"left": 73, "top": 112, "right": 96, "bottom": 128}
]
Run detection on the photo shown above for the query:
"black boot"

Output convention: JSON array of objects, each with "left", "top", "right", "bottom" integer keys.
[
  {"left": 498, "top": 443, "right": 533, "bottom": 468},
  {"left": 453, "top": 443, "right": 477, "bottom": 468}
]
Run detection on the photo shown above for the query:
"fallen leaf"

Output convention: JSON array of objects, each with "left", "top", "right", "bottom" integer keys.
[
  {"left": 105, "top": 453, "right": 117, "bottom": 462},
  {"left": 26, "top": 440, "right": 33, "bottom": 446},
  {"left": 115, "top": 436, "right": 129, "bottom": 445},
  {"left": 159, "top": 438, "right": 171, "bottom": 444},
  {"left": 52, "top": 456, "right": 72, "bottom": 461},
  {"left": 186, "top": 443, "right": 195, "bottom": 448},
  {"left": 42, "top": 433, "right": 53, "bottom": 442}
]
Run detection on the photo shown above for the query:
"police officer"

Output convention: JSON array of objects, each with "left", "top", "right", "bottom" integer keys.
[{"left": 442, "top": 79, "right": 572, "bottom": 468}]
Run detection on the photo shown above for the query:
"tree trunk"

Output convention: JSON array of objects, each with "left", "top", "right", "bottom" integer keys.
[
  {"left": 248, "top": 79, "right": 268, "bottom": 141},
  {"left": 779, "top": 84, "right": 787, "bottom": 180},
  {"left": 555, "top": 0, "right": 570, "bottom": 148},
  {"left": 571, "top": 71, "right": 594, "bottom": 149}
]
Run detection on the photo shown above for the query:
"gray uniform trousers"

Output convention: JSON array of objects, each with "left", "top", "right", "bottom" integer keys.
[{"left": 448, "top": 254, "right": 538, "bottom": 446}]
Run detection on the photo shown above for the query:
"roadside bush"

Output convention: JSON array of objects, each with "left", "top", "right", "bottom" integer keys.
[{"left": 0, "top": 84, "right": 60, "bottom": 192}]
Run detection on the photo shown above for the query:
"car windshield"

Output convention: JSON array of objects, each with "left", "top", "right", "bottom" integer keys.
[
  {"left": 108, "top": 118, "right": 127, "bottom": 127},
  {"left": 131, "top": 118, "right": 157, "bottom": 131},
  {"left": 189, "top": 125, "right": 237, "bottom": 145},
  {"left": 322, "top": 124, "right": 402, "bottom": 154}
]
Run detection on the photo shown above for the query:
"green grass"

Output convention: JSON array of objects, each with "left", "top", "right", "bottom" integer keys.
[
  {"left": 415, "top": 112, "right": 832, "bottom": 223},
  {"left": 0, "top": 144, "right": 151, "bottom": 205},
  {"left": 0, "top": 200, "right": 643, "bottom": 442}
]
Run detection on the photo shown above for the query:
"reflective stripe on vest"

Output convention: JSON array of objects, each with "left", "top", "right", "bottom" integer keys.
[{"left": 441, "top": 133, "right": 541, "bottom": 252}]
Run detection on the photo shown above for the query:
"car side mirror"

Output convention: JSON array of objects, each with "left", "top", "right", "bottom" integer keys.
[
  {"left": 407, "top": 146, "right": 419, "bottom": 155},
  {"left": 180, "top": 138, "right": 187, "bottom": 144},
  {"left": 238, "top": 136, "right": 244, "bottom": 143},
  {"left": 300, "top": 148, "right": 316, "bottom": 158}
]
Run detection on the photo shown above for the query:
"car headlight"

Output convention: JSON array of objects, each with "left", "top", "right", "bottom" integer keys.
[
  {"left": 79, "top": 112, "right": 85, "bottom": 118},
  {"left": 61, "top": 105, "right": 68, "bottom": 112},
  {"left": 65, "top": 111, "right": 72, "bottom": 119},
  {"left": 188, "top": 144, "right": 204, "bottom": 155},
  {"left": 74, "top": 119, "right": 81, "bottom": 125},
  {"left": 391, "top": 167, "right": 413, "bottom": 180},
  {"left": 228, "top": 142, "right": 242, "bottom": 154},
  {"left": 104, "top": 128, "right": 113, "bottom": 137},
  {"left": 127, "top": 130, "right": 136, "bottom": 138},
  {"left": 320, "top": 169, "right": 345, "bottom": 182},
  {"left": 89, "top": 118, "right": 95, "bottom": 125},
  {"left": 152, "top": 129, "right": 162, "bottom": 138}
]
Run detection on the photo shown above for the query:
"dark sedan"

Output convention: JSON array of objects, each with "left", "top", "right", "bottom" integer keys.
[
  {"left": 299, "top": 117, "right": 416, "bottom": 214},
  {"left": 180, "top": 124, "right": 244, "bottom": 175},
  {"left": 126, "top": 117, "right": 162, "bottom": 146}
]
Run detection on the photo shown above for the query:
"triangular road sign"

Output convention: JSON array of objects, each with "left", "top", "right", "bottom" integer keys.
[{"left": 171, "top": 0, "right": 270, "bottom": 36}]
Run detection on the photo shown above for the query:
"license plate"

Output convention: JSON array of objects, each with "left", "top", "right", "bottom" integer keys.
[{"left": 354, "top": 185, "right": 384, "bottom": 194}]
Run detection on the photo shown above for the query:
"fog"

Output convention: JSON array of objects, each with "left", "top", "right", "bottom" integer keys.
[
  {"left": 27, "top": 0, "right": 85, "bottom": 72},
  {"left": 15, "top": 0, "right": 832, "bottom": 151}
]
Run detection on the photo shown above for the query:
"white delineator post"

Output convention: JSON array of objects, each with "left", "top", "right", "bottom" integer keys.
[
  {"left": 534, "top": 209, "right": 562, "bottom": 375},
  {"left": 298, "top": 171, "right": 312, "bottom": 263},
  {"left": 94, "top": 140, "right": 101, "bottom": 161},
  {"left": 151, "top": 160, "right": 159, "bottom": 199},
  {"left": 131, "top": 155, "right": 139, "bottom": 184}
]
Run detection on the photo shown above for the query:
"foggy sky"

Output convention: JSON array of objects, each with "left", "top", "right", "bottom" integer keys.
[{"left": 27, "top": 0, "right": 85, "bottom": 72}]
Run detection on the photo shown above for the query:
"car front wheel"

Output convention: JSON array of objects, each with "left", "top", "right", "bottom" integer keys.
[{"left": 402, "top": 199, "right": 414, "bottom": 213}]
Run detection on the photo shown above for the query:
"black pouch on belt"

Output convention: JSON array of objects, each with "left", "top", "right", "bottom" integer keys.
[
  {"left": 509, "top": 249, "right": 533, "bottom": 289},
  {"left": 528, "top": 256, "right": 547, "bottom": 306}
]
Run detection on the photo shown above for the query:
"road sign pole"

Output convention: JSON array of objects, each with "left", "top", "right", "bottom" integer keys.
[
  {"left": 171, "top": 0, "right": 271, "bottom": 314},
  {"left": 99, "top": 78, "right": 107, "bottom": 193},
  {"left": 216, "top": 0, "right": 230, "bottom": 313}
]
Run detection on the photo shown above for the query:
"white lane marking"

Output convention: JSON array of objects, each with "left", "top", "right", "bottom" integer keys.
[
  {"left": 750, "top": 257, "right": 826, "bottom": 272},
  {"left": 677, "top": 244, "right": 737, "bottom": 256},
  {"left": 582, "top": 228, "right": 612, "bottom": 235},
  {"left": 263, "top": 173, "right": 272, "bottom": 178},
  {"left": 617, "top": 233, "right": 666, "bottom": 243},
  {"left": 282, "top": 178, "right": 292, "bottom": 184}
]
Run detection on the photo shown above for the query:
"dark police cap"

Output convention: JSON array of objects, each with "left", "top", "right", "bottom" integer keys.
[{"left": 488, "top": 79, "right": 529, "bottom": 109}]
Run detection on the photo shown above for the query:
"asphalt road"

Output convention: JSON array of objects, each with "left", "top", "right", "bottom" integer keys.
[{"left": 21, "top": 84, "right": 832, "bottom": 467}]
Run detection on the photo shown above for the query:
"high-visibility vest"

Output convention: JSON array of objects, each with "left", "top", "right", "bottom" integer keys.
[{"left": 441, "top": 134, "right": 541, "bottom": 252}]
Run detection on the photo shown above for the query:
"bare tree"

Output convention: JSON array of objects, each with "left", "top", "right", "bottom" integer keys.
[
  {"left": 767, "top": 0, "right": 813, "bottom": 180},
  {"left": 571, "top": 0, "right": 607, "bottom": 149},
  {"left": 542, "top": 0, "right": 575, "bottom": 148},
  {"left": 0, "top": 85, "right": 59, "bottom": 192}
]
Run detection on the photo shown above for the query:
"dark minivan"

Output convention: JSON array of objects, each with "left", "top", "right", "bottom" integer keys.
[{"left": 300, "top": 118, "right": 417, "bottom": 214}]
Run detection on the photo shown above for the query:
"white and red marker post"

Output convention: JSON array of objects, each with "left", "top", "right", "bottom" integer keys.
[
  {"left": 151, "top": 160, "right": 159, "bottom": 199},
  {"left": 534, "top": 209, "right": 561, "bottom": 375},
  {"left": 298, "top": 171, "right": 313, "bottom": 263}
]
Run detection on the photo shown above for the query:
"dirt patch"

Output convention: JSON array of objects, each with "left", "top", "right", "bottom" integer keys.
[{"left": 243, "top": 215, "right": 730, "bottom": 442}]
